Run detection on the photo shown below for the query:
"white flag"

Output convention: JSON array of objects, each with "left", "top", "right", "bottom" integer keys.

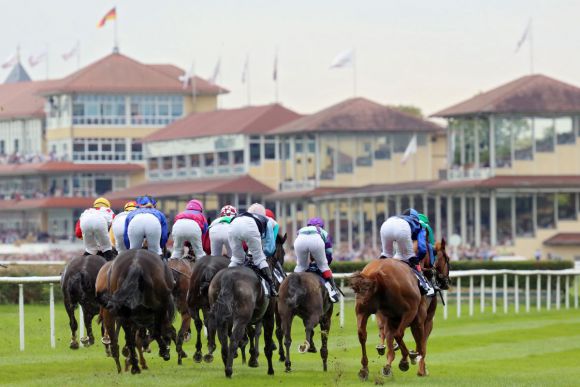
[
  {"left": 515, "top": 19, "right": 531, "bottom": 53},
  {"left": 62, "top": 42, "right": 79, "bottom": 61},
  {"left": 401, "top": 134, "right": 417, "bottom": 165},
  {"left": 28, "top": 51, "right": 47, "bottom": 67},
  {"left": 178, "top": 62, "right": 193, "bottom": 89},
  {"left": 209, "top": 57, "right": 221, "bottom": 84},
  {"left": 241, "top": 54, "right": 249, "bottom": 83},
  {"left": 1, "top": 53, "right": 17, "bottom": 69},
  {"left": 330, "top": 49, "right": 354, "bottom": 69}
]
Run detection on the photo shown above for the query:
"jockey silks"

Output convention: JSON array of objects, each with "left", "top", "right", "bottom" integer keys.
[
  {"left": 124, "top": 207, "right": 168, "bottom": 250},
  {"left": 297, "top": 225, "right": 334, "bottom": 264}
]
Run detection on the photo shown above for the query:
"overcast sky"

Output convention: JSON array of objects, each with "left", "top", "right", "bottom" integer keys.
[{"left": 1, "top": 0, "right": 579, "bottom": 116}]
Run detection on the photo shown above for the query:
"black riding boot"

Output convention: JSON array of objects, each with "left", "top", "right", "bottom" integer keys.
[
  {"left": 259, "top": 267, "right": 278, "bottom": 297},
  {"left": 102, "top": 249, "right": 115, "bottom": 262}
]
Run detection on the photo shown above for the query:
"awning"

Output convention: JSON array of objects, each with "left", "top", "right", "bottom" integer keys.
[{"left": 543, "top": 233, "right": 580, "bottom": 246}]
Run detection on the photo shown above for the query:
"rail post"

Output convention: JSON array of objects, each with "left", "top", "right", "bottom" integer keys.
[
  {"left": 19, "top": 283, "right": 24, "bottom": 351},
  {"left": 503, "top": 273, "right": 508, "bottom": 314},
  {"left": 469, "top": 275, "right": 474, "bottom": 317},
  {"left": 50, "top": 283, "right": 55, "bottom": 348},
  {"left": 525, "top": 274, "right": 530, "bottom": 313},
  {"left": 556, "top": 275, "right": 561, "bottom": 310},
  {"left": 443, "top": 290, "right": 448, "bottom": 320},
  {"left": 480, "top": 274, "right": 485, "bottom": 314},
  {"left": 547, "top": 274, "right": 552, "bottom": 311},
  {"left": 492, "top": 275, "right": 497, "bottom": 314},
  {"left": 514, "top": 274, "right": 519, "bottom": 314},
  {"left": 565, "top": 275, "right": 570, "bottom": 310},
  {"left": 575, "top": 275, "right": 578, "bottom": 309},
  {"left": 456, "top": 276, "right": 461, "bottom": 318},
  {"left": 339, "top": 278, "right": 345, "bottom": 328},
  {"left": 537, "top": 274, "right": 541, "bottom": 311}
]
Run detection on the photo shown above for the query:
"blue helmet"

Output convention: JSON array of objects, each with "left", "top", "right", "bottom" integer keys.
[
  {"left": 137, "top": 195, "right": 157, "bottom": 208},
  {"left": 402, "top": 208, "right": 419, "bottom": 220}
]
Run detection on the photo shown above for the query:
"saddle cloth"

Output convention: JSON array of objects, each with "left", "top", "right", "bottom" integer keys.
[{"left": 243, "top": 258, "right": 269, "bottom": 297}]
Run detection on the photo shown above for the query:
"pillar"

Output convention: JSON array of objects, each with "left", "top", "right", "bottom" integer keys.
[
  {"left": 447, "top": 195, "right": 454, "bottom": 239},
  {"left": 460, "top": 193, "right": 467, "bottom": 245},
  {"left": 334, "top": 199, "right": 341, "bottom": 247},
  {"left": 358, "top": 199, "right": 364, "bottom": 251},
  {"left": 347, "top": 197, "right": 353, "bottom": 251},
  {"left": 371, "top": 197, "right": 378, "bottom": 251},
  {"left": 475, "top": 192, "right": 481, "bottom": 247},
  {"left": 490, "top": 191, "right": 497, "bottom": 246},
  {"left": 395, "top": 195, "right": 401, "bottom": 215}
]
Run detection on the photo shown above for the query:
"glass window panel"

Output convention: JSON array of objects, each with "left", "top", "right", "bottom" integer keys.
[
  {"left": 374, "top": 135, "right": 391, "bottom": 160},
  {"left": 162, "top": 156, "right": 173, "bottom": 170},
  {"left": 204, "top": 153, "right": 215, "bottom": 167},
  {"left": 557, "top": 193, "right": 576, "bottom": 220},
  {"left": 250, "top": 143, "right": 261, "bottom": 165},
  {"left": 464, "top": 121, "right": 476, "bottom": 167},
  {"left": 537, "top": 193, "right": 555, "bottom": 229},
  {"left": 535, "top": 118, "right": 555, "bottom": 152},
  {"left": 516, "top": 195, "right": 534, "bottom": 237},
  {"left": 393, "top": 133, "right": 412, "bottom": 153},
  {"left": 115, "top": 142, "right": 126, "bottom": 152},
  {"left": 264, "top": 143, "right": 276, "bottom": 160},
  {"left": 320, "top": 135, "right": 336, "bottom": 180},
  {"left": 233, "top": 150, "right": 244, "bottom": 165},
  {"left": 478, "top": 120, "right": 490, "bottom": 167},
  {"left": 356, "top": 136, "right": 373, "bottom": 166},
  {"left": 337, "top": 136, "right": 354, "bottom": 174},
  {"left": 148, "top": 158, "right": 159, "bottom": 170},
  {"left": 495, "top": 118, "right": 512, "bottom": 168},
  {"left": 190, "top": 154, "right": 200, "bottom": 167},
  {"left": 176, "top": 155, "right": 186, "bottom": 168},
  {"left": 496, "top": 197, "right": 513, "bottom": 246},
  {"left": 218, "top": 151, "right": 229, "bottom": 165},
  {"left": 556, "top": 117, "right": 574, "bottom": 145},
  {"left": 512, "top": 118, "right": 533, "bottom": 160}
]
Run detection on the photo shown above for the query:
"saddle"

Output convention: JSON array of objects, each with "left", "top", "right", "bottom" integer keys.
[
  {"left": 305, "top": 262, "right": 326, "bottom": 287},
  {"left": 243, "top": 258, "right": 270, "bottom": 297}
]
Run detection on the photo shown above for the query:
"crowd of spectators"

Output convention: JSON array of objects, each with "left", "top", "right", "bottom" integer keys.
[{"left": 0, "top": 151, "right": 69, "bottom": 165}]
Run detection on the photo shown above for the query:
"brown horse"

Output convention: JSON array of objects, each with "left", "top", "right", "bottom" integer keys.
[
  {"left": 61, "top": 254, "right": 107, "bottom": 349},
  {"left": 104, "top": 249, "right": 176, "bottom": 374},
  {"left": 277, "top": 271, "right": 333, "bottom": 373},
  {"left": 167, "top": 255, "right": 195, "bottom": 365}
]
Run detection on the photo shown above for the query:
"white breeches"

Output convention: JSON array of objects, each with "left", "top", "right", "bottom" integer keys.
[
  {"left": 111, "top": 213, "right": 128, "bottom": 253},
  {"left": 127, "top": 213, "right": 162, "bottom": 255},
  {"left": 293, "top": 233, "right": 330, "bottom": 274},
  {"left": 80, "top": 214, "right": 111, "bottom": 255},
  {"left": 228, "top": 216, "right": 267, "bottom": 269},
  {"left": 209, "top": 222, "right": 231, "bottom": 256},
  {"left": 380, "top": 216, "right": 414, "bottom": 261},
  {"left": 171, "top": 219, "right": 205, "bottom": 259}
]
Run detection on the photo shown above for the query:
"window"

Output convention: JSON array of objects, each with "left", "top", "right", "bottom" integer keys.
[
  {"left": 176, "top": 155, "right": 186, "bottom": 169},
  {"left": 374, "top": 135, "right": 391, "bottom": 160},
  {"left": 72, "top": 95, "right": 126, "bottom": 125},
  {"left": 537, "top": 193, "right": 555, "bottom": 229},
  {"left": 204, "top": 153, "right": 215, "bottom": 167},
  {"left": 14, "top": 139, "right": 19, "bottom": 153},
  {"left": 556, "top": 117, "right": 574, "bottom": 145},
  {"left": 72, "top": 138, "right": 128, "bottom": 162},
  {"left": 516, "top": 195, "right": 534, "bottom": 237},
  {"left": 218, "top": 151, "right": 229, "bottom": 166},
  {"left": 264, "top": 136, "right": 276, "bottom": 160},
  {"left": 495, "top": 118, "right": 512, "bottom": 168},
  {"left": 320, "top": 135, "right": 336, "bottom": 180},
  {"left": 464, "top": 121, "right": 476, "bottom": 167},
  {"left": 130, "top": 95, "right": 184, "bottom": 125},
  {"left": 450, "top": 126, "right": 461, "bottom": 168},
  {"left": 250, "top": 143, "right": 261, "bottom": 165},
  {"left": 356, "top": 136, "right": 373, "bottom": 166},
  {"left": 478, "top": 120, "right": 490, "bottom": 167},
  {"left": 233, "top": 150, "right": 244, "bottom": 165},
  {"left": 162, "top": 156, "right": 173, "bottom": 170},
  {"left": 512, "top": 118, "right": 533, "bottom": 160},
  {"left": 557, "top": 193, "right": 576, "bottom": 220},
  {"left": 393, "top": 133, "right": 413, "bottom": 153},
  {"left": 535, "top": 118, "right": 555, "bottom": 152},
  {"left": 337, "top": 136, "right": 354, "bottom": 174},
  {"left": 131, "top": 142, "right": 143, "bottom": 161},
  {"left": 190, "top": 154, "right": 200, "bottom": 168},
  {"left": 496, "top": 197, "right": 513, "bottom": 246}
]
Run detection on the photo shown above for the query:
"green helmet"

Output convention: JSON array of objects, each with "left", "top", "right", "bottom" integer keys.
[{"left": 418, "top": 213, "right": 435, "bottom": 245}]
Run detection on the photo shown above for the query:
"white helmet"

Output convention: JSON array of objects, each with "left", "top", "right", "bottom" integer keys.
[{"left": 247, "top": 203, "right": 266, "bottom": 216}]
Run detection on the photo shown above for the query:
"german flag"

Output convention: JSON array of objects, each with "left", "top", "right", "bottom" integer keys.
[{"left": 97, "top": 7, "right": 116, "bottom": 28}]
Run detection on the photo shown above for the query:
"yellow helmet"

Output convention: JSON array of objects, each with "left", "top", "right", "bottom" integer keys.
[
  {"left": 93, "top": 197, "right": 111, "bottom": 208},
  {"left": 124, "top": 200, "right": 137, "bottom": 212}
]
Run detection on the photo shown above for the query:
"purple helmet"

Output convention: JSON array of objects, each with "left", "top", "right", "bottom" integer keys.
[
  {"left": 307, "top": 217, "right": 325, "bottom": 228},
  {"left": 186, "top": 199, "right": 203, "bottom": 212}
]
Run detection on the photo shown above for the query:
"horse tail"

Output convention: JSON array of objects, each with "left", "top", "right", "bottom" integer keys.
[
  {"left": 210, "top": 282, "right": 234, "bottom": 327},
  {"left": 349, "top": 271, "right": 377, "bottom": 300},
  {"left": 285, "top": 274, "right": 307, "bottom": 310},
  {"left": 198, "top": 268, "right": 216, "bottom": 297},
  {"left": 108, "top": 263, "right": 144, "bottom": 315},
  {"left": 65, "top": 271, "right": 84, "bottom": 303}
]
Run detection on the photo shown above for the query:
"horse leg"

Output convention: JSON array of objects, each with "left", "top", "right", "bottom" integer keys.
[
  {"left": 216, "top": 321, "right": 229, "bottom": 371},
  {"left": 275, "top": 306, "right": 285, "bottom": 362},
  {"left": 226, "top": 320, "right": 249, "bottom": 378},
  {"left": 376, "top": 313, "right": 386, "bottom": 356},
  {"left": 123, "top": 323, "right": 140, "bottom": 375},
  {"left": 176, "top": 311, "right": 190, "bottom": 365},
  {"left": 247, "top": 325, "right": 259, "bottom": 367},
  {"left": 382, "top": 326, "right": 395, "bottom": 377},
  {"left": 240, "top": 333, "right": 248, "bottom": 365},
  {"left": 263, "top": 312, "right": 275, "bottom": 376},
  {"left": 80, "top": 306, "right": 95, "bottom": 347},
  {"left": 393, "top": 311, "right": 415, "bottom": 373},
  {"left": 356, "top": 312, "right": 370, "bottom": 381},
  {"left": 410, "top": 319, "right": 427, "bottom": 376},
  {"left": 320, "top": 306, "right": 332, "bottom": 372},
  {"left": 300, "top": 315, "right": 317, "bottom": 354},
  {"left": 64, "top": 299, "right": 79, "bottom": 350},
  {"left": 203, "top": 307, "right": 216, "bottom": 363},
  {"left": 191, "top": 308, "right": 204, "bottom": 363},
  {"left": 135, "top": 330, "right": 148, "bottom": 370}
]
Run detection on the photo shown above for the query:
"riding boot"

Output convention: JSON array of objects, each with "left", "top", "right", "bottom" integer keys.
[
  {"left": 324, "top": 277, "right": 340, "bottom": 303},
  {"left": 411, "top": 266, "right": 435, "bottom": 297},
  {"left": 102, "top": 249, "right": 115, "bottom": 262},
  {"left": 83, "top": 251, "right": 91, "bottom": 256},
  {"left": 259, "top": 267, "right": 278, "bottom": 297}
]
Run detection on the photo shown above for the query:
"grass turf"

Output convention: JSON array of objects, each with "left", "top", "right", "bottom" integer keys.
[{"left": 0, "top": 301, "right": 579, "bottom": 386}]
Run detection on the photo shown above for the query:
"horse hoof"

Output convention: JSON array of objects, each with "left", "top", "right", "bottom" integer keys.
[
  {"left": 268, "top": 368, "right": 274, "bottom": 376},
  {"left": 203, "top": 354, "right": 214, "bottom": 363},
  {"left": 248, "top": 358, "right": 259, "bottom": 368},
  {"left": 358, "top": 369, "right": 369, "bottom": 381},
  {"left": 122, "top": 347, "right": 130, "bottom": 357},
  {"left": 308, "top": 346, "right": 317, "bottom": 353},
  {"left": 279, "top": 355, "right": 285, "bottom": 362},
  {"left": 417, "top": 368, "right": 429, "bottom": 377},
  {"left": 184, "top": 332, "right": 191, "bottom": 343},
  {"left": 394, "top": 342, "right": 400, "bottom": 351},
  {"left": 225, "top": 369, "right": 233, "bottom": 378},
  {"left": 285, "top": 367, "right": 292, "bottom": 373},
  {"left": 193, "top": 352, "right": 202, "bottom": 363},
  {"left": 376, "top": 344, "right": 386, "bottom": 356},
  {"left": 298, "top": 341, "right": 310, "bottom": 354},
  {"left": 382, "top": 365, "right": 392, "bottom": 377},
  {"left": 69, "top": 341, "right": 79, "bottom": 350},
  {"left": 101, "top": 336, "right": 111, "bottom": 345},
  {"left": 131, "top": 366, "right": 141, "bottom": 375},
  {"left": 180, "top": 350, "right": 188, "bottom": 358},
  {"left": 142, "top": 364, "right": 148, "bottom": 370},
  {"left": 399, "top": 360, "right": 409, "bottom": 372}
]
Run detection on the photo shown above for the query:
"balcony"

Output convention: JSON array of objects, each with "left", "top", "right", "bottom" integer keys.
[{"left": 447, "top": 167, "right": 493, "bottom": 181}]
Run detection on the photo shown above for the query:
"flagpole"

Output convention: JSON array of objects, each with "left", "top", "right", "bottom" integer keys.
[
  {"left": 274, "top": 48, "right": 279, "bottom": 103},
  {"left": 113, "top": 12, "right": 119, "bottom": 53},
  {"left": 529, "top": 18, "right": 534, "bottom": 74},
  {"left": 352, "top": 48, "right": 357, "bottom": 97},
  {"left": 247, "top": 56, "right": 251, "bottom": 106},
  {"left": 192, "top": 61, "right": 197, "bottom": 108},
  {"left": 76, "top": 41, "right": 80, "bottom": 70},
  {"left": 45, "top": 44, "right": 49, "bottom": 80}
]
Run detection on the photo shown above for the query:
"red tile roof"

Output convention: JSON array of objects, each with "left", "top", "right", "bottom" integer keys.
[
  {"left": 431, "top": 175, "right": 580, "bottom": 190},
  {"left": 433, "top": 74, "right": 580, "bottom": 117},
  {"left": 0, "top": 197, "right": 128, "bottom": 211},
  {"left": 0, "top": 80, "right": 57, "bottom": 119},
  {"left": 270, "top": 97, "right": 442, "bottom": 135},
  {"left": 38, "top": 53, "right": 226, "bottom": 96},
  {"left": 106, "top": 175, "right": 274, "bottom": 200},
  {"left": 144, "top": 104, "right": 301, "bottom": 142},
  {"left": 543, "top": 233, "right": 580, "bottom": 246},
  {"left": 0, "top": 162, "right": 143, "bottom": 177}
]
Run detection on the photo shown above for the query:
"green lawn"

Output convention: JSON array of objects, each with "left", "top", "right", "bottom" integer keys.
[{"left": 0, "top": 301, "right": 578, "bottom": 386}]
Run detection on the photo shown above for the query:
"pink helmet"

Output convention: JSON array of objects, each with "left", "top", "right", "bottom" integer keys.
[
  {"left": 186, "top": 199, "right": 203, "bottom": 212},
  {"left": 220, "top": 205, "right": 237, "bottom": 217}
]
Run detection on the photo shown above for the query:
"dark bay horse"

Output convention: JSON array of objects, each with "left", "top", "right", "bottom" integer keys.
[
  {"left": 186, "top": 254, "right": 230, "bottom": 364},
  {"left": 167, "top": 256, "right": 195, "bottom": 365},
  {"left": 61, "top": 254, "right": 106, "bottom": 349},
  {"left": 105, "top": 249, "right": 176, "bottom": 374},
  {"left": 208, "top": 263, "right": 275, "bottom": 378},
  {"left": 277, "top": 271, "right": 333, "bottom": 373}
]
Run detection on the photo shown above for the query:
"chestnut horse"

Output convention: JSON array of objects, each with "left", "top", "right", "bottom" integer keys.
[{"left": 167, "top": 255, "right": 195, "bottom": 365}]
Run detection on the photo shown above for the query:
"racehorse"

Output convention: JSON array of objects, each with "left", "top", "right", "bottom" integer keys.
[
  {"left": 277, "top": 270, "right": 333, "bottom": 373},
  {"left": 186, "top": 254, "right": 230, "bottom": 364},
  {"left": 167, "top": 254, "right": 195, "bottom": 365},
  {"left": 104, "top": 249, "right": 176, "bottom": 374},
  {"left": 208, "top": 260, "right": 277, "bottom": 378},
  {"left": 61, "top": 254, "right": 107, "bottom": 349},
  {"left": 350, "top": 237, "right": 450, "bottom": 379}
]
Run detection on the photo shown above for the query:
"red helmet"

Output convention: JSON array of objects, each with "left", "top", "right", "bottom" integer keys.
[
  {"left": 265, "top": 209, "right": 276, "bottom": 220},
  {"left": 220, "top": 205, "right": 237, "bottom": 217}
]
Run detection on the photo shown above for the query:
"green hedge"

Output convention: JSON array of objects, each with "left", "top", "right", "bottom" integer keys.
[{"left": 0, "top": 265, "right": 64, "bottom": 304}]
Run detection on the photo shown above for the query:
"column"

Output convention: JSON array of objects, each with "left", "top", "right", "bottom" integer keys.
[
  {"left": 395, "top": 195, "right": 401, "bottom": 214},
  {"left": 447, "top": 195, "right": 454, "bottom": 239},
  {"left": 435, "top": 194, "right": 442, "bottom": 239},
  {"left": 315, "top": 134, "right": 321, "bottom": 186},
  {"left": 347, "top": 197, "right": 353, "bottom": 251},
  {"left": 460, "top": 193, "right": 467, "bottom": 245},
  {"left": 280, "top": 201, "right": 287, "bottom": 236},
  {"left": 474, "top": 192, "right": 481, "bottom": 247},
  {"left": 371, "top": 197, "right": 378, "bottom": 252},
  {"left": 489, "top": 115, "right": 496, "bottom": 174},
  {"left": 275, "top": 201, "right": 281, "bottom": 224},
  {"left": 291, "top": 201, "right": 297, "bottom": 245},
  {"left": 423, "top": 194, "right": 428, "bottom": 215},
  {"left": 384, "top": 194, "right": 389, "bottom": 219},
  {"left": 490, "top": 191, "right": 497, "bottom": 246},
  {"left": 334, "top": 200, "right": 341, "bottom": 248},
  {"left": 511, "top": 195, "right": 516, "bottom": 244},
  {"left": 358, "top": 199, "right": 364, "bottom": 251},
  {"left": 234, "top": 193, "right": 239, "bottom": 209}
]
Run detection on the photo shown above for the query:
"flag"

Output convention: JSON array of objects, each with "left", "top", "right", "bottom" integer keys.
[
  {"left": 209, "top": 57, "right": 221, "bottom": 84},
  {"left": 401, "top": 134, "right": 417, "bottom": 165},
  {"left": 273, "top": 50, "right": 278, "bottom": 81},
  {"left": 330, "top": 49, "right": 354, "bottom": 69},
  {"left": 28, "top": 51, "right": 47, "bottom": 67},
  {"left": 62, "top": 43, "right": 79, "bottom": 61},
  {"left": 515, "top": 19, "right": 531, "bottom": 53},
  {"left": 97, "top": 7, "right": 117, "bottom": 28},
  {"left": 1, "top": 53, "right": 17, "bottom": 69},
  {"left": 241, "top": 54, "right": 249, "bottom": 83}
]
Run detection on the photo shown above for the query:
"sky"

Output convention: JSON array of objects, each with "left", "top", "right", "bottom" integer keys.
[{"left": 1, "top": 0, "right": 579, "bottom": 116}]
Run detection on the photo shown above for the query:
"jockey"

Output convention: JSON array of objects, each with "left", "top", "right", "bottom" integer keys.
[
  {"left": 209, "top": 205, "right": 237, "bottom": 256},
  {"left": 294, "top": 217, "right": 339, "bottom": 303},
  {"left": 110, "top": 200, "right": 137, "bottom": 254},
  {"left": 171, "top": 199, "right": 208, "bottom": 259},
  {"left": 124, "top": 195, "right": 168, "bottom": 257},
  {"left": 379, "top": 208, "right": 434, "bottom": 296},
  {"left": 265, "top": 208, "right": 280, "bottom": 237},
  {"left": 228, "top": 203, "right": 278, "bottom": 296},
  {"left": 75, "top": 197, "right": 115, "bottom": 261}
]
